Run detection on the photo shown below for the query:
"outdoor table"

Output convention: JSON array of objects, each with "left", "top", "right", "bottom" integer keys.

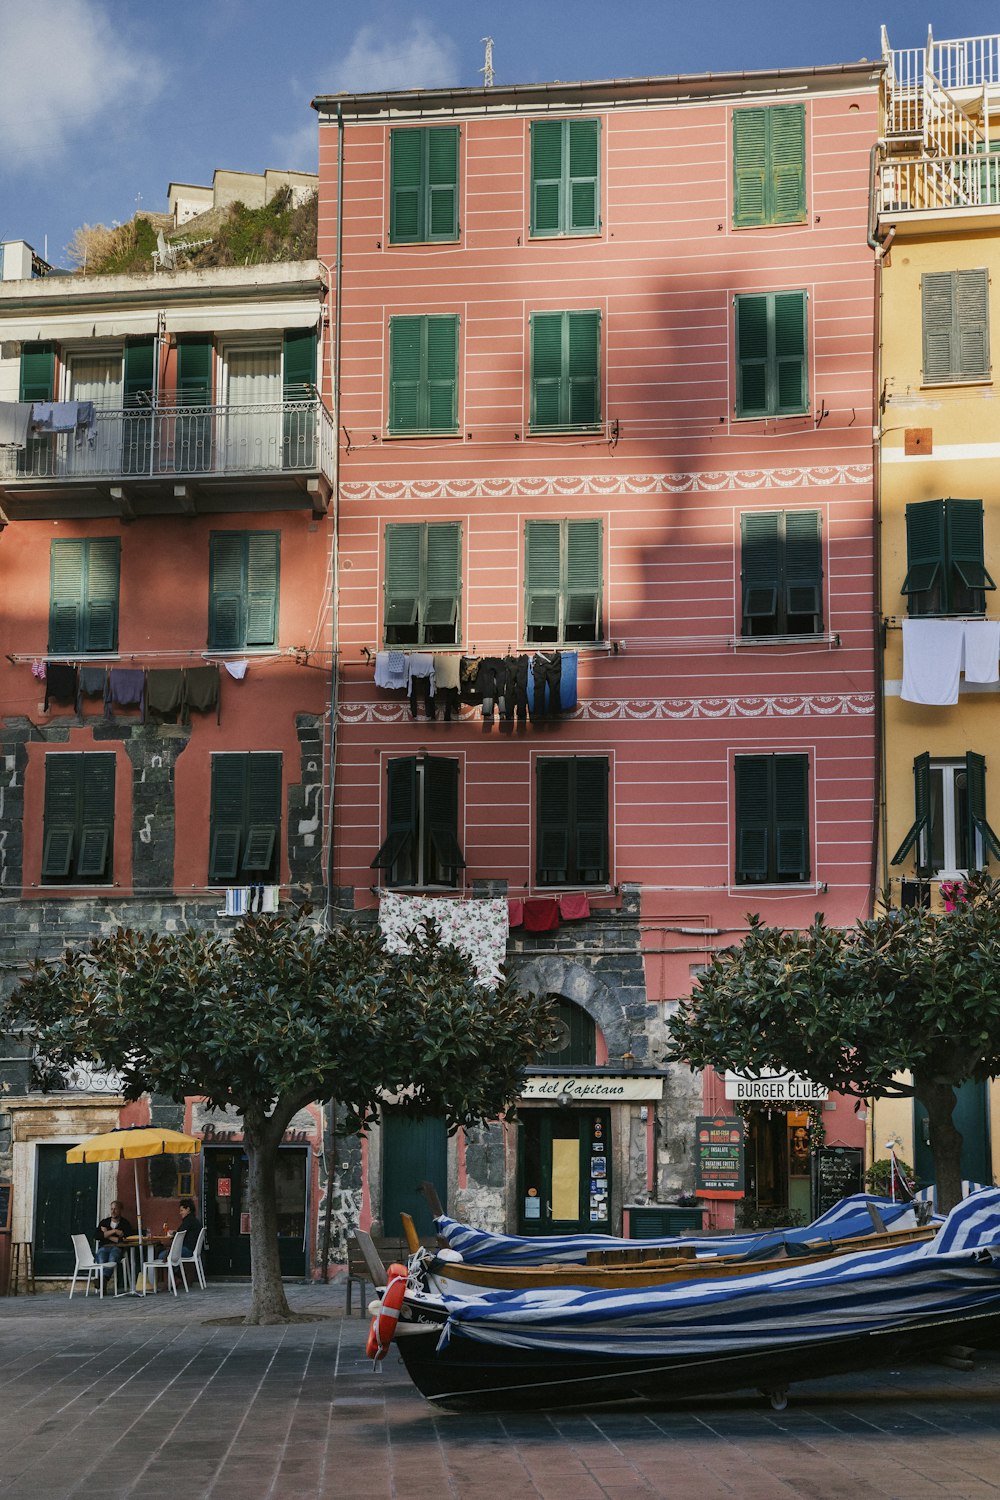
[{"left": 121, "top": 1235, "right": 171, "bottom": 1294}]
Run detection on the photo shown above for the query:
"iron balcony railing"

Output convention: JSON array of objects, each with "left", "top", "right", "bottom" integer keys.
[
  {"left": 879, "top": 153, "right": 1000, "bottom": 215},
  {"left": 1, "top": 398, "right": 336, "bottom": 486}
]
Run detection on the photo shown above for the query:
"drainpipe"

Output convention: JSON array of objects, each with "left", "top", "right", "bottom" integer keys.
[{"left": 324, "top": 102, "right": 345, "bottom": 928}]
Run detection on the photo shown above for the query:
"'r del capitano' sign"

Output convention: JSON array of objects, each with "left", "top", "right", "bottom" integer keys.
[{"left": 521, "top": 1075, "right": 664, "bottom": 1102}]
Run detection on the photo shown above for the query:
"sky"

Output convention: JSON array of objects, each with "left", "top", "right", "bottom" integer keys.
[{"left": 3, "top": 0, "right": 1000, "bottom": 268}]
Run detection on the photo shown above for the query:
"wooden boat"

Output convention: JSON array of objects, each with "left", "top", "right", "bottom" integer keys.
[{"left": 385, "top": 1189, "right": 1000, "bottom": 1411}]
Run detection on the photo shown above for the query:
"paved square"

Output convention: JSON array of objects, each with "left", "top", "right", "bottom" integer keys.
[{"left": 2, "top": 1283, "right": 1000, "bottom": 1498}]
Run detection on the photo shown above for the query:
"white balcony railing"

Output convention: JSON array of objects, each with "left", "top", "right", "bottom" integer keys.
[
  {"left": 0, "top": 398, "right": 336, "bottom": 486},
  {"left": 879, "top": 154, "right": 1000, "bottom": 215}
]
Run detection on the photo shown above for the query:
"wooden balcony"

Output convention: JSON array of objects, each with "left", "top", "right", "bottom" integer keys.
[{"left": 0, "top": 398, "right": 336, "bottom": 522}]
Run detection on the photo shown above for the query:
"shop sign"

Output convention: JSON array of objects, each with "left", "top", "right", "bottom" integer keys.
[
  {"left": 191, "top": 1102, "right": 320, "bottom": 1146},
  {"left": 694, "top": 1115, "right": 745, "bottom": 1199},
  {"left": 724, "top": 1069, "right": 828, "bottom": 1102},
  {"left": 521, "top": 1074, "right": 664, "bottom": 1102}
]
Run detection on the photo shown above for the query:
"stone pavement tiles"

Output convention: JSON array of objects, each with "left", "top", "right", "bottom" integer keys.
[{"left": 2, "top": 1282, "right": 1000, "bottom": 1498}]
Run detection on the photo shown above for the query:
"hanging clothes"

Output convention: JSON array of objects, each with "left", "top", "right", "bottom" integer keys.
[
  {"left": 44, "top": 663, "right": 77, "bottom": 712},
  {"left": 184, "top": 665, "right": 221, "bottom": 724},
  {"left": 377, "top": 891, "right": 509, "bottom": 987},
  {"left": 374, "top": 651, "right": 408, "bottom": 690},
  {"left": 900, "top": 619, "right": 966, "bottom": 705},
  {"left": 0, "top": 402, "right": 32, "bottom": 448},
  {"left": 529, "top": 651, "right": 562, "bottom": 720},
  {"left": 558, "top": 892, "right": 591, "bottom": 921},
  {"left": 523, "top": 897, "right": 560, "bottom": 933},
  {"left": 223, "top": 660, "right": 249, "bottom": 681},
  {"left": 962, "top": 620, "right": 1000, "bottom": 684},
  {"left": 146, "top": 669, "right": 185, "bottom": 723},
  {"left": 105, "top": 667, "right": 146, "bottom": 720},
  {"left": 507, "top": 898, "right": 524, "bottom": 929},
  {"left": 76, "top": 665, "right": 108, "bottom": 713}
]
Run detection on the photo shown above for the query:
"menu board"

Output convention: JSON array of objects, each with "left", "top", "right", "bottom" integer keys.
[
  {"left": 694, "top": 1116, "right": 745, "bottom": 1199},
  {"left": 588, "top": 1114, "right": 608, "bottom": 1222},
  {"left": 0, "top": 1182, "right": 10, "bottom": 1232},
  {"left": 812, "top": 1146, "right": 864, "bottom": 1218}
]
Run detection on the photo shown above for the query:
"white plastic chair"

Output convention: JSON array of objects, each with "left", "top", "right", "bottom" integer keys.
[
  {"left": 144, "top": 1230, "right": 189, "bottom": 1296},
  {"left": 69, "top": 1234, "right": 119, "bottom": 1299},
  {"left": 181, "top": 1226, "right": 207, "bottom": 1289}
]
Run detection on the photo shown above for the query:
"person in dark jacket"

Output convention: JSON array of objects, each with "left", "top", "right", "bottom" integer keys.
[{"left": 95, "top": 1200, "right": 134, "bottom": 1279}]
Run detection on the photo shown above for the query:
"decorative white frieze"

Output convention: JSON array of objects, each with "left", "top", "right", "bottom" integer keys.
[
  {"left": 338, "top": 693, "right": 874, "bottom": 724},
  {"left": 341, "top": 465, "right": 873, "bottom": 503}
]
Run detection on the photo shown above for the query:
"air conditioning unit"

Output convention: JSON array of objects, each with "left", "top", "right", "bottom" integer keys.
[{"left": 223, "top": 885, "right": 279, "bottom": 917}]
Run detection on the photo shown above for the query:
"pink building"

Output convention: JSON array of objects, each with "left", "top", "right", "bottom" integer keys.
[{"left": 315, "top": 59, "right": 879, "bottom": 1237}]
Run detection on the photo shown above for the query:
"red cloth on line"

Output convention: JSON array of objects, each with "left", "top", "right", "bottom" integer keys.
[
  {"left": 523, "top": 898, "right": 560, "bottom": 933},
  {"left": 507, "top": 898, "right": 524, "bottom": 928},
  {"left": 558, "top": 893, "right": 591, "bottom": 921}
]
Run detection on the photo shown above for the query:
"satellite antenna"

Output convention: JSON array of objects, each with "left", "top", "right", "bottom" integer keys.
[{"left": 481, "top": 36, "right": 494, "bottom": 88}]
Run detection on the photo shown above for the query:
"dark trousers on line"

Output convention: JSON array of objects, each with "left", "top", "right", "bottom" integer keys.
[
  {"left": 502, "top": 655, "right": 530, "bottom": 721},
  {"left": 409, "top": 675, "right": 435, "bottom": 719},
  {"left": 531, "top": 652, "right": 562, "bottom": 720}
]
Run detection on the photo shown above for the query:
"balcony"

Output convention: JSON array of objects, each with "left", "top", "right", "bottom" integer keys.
[
  {"left": 0, "top": 398, "right": 336, "bottom": 522},
  {"left": 878, "top": 153, "right": 1000, "bottom": 222}
]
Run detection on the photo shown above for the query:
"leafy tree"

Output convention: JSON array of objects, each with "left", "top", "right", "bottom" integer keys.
[
  {"left": 666, "top": 873, "right": 1000, "bottom": 1212},
  {"left": 3, "top": 914, "right": 553, "bottom": 1324}
]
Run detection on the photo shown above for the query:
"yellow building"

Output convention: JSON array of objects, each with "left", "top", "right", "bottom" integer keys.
[{"left": 874, "top": 25, "right": 1000, "bottom": 1193}]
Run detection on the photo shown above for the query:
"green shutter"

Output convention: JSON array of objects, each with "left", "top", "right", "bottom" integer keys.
[
  {"left": 773, "top": 292, "right": 808, "bottom": 413},
  {"left": 955, "top": 269, "right": 990, "bottom": 379},
  {"left": 966, "top": 751, "right": 1000, "bottom": 865},
  {"left": 525, "top": 520, "right": 562, "bottom": 632},
  {"left": 42, "top": 755, "right": 80, "bottom": 880},
  {"left": 123, "top": 338, "right": 155, "bottom": 407},
  {"left": 424, "top": 756, "right": 464, "bottom": 879},
  {"left": 774, "top": 755, "right": 809, "bottom": 879},
  {"left": 891, "top": 752, "right": 932, "bottom": 869},
  {"left": 209, "top": 533, "right": 246, "bottom": 650},
  {"left": 244, "top": 532, "right": 280, "bottom": 647},
  {"left": 209, "top": 755, "right": 247, "bottom": 881},
  {"left": 388, "top": 317, "right": 422, "bottom": 433},
  {"left": 736, "top": 293, "right": 807, "bottom": 417},
  {"left": 424, "top": 523, "right": 461, "bottom": 633},
  {"left": 78, "top": 754, "right": 115, "bottom": 880},
  {"left": 427, "top": 127, "right": 459, "bottom": 240},
  {"left": 425, "top": 316, "right": 458, "bottom": 431},
  {"left": 531, "top": 120, "right": 564, "bottom": 236},
  {"left": 20, "top": 342, "right": 55, "bottom": 402},
  {"left": 82, "top": 538, "right": 120, "bottom": 652},
  {"left": 371, "top": 757, "right": 418, "bottom": 879},
  {"left": 735, "top": 757, "right": 771, "bottom": 883},
  {"left": 741, "top": 513, "right": 781, "bottom": 625},
  {"left": 282, "top": 329, "right": 317, "bottom": 397},
  {"left": 385, "top": 524, "right": 422, "bottom": 637},
  {"left": 530, "top": 119, "right": 600, "bottom": 236},
  {"left": 736, "top": 295, "right": 769, "bottom": 416},
  {"left": 48, "top": 541, "right": 85, "bottom": 654},
  {"left": 175, "top": 337, "right": 213, "bottom": 404},
  {"left": 390, "top": 129, "right": 423, "bottom": 242},
  {"left": 922, "top": 272, "right": 955, "bottom": 383},
  {"left": 733, "top": 109, "right": 768, "bottom": 227},
  {"left": 530, "top": 310, "right": 600, "bottom": 430},
  {"left": 565, "top": 519, "right": 602, "bottom": 638},
  {"left": 242, "top": 754, "right": 281, "bottom": 874},
  {"left": 568, "top": 119, "right": 600, "bottom": 233},
  {"left": 567, "top": 310, "right": 601, "bottom": 426},
  {"left": 924, "top": 270, "right": 990, "bottom": 383},
  {"left": 390, "top": 127, "right": 459, "bottom": 244},
  {"left": 769, "top": 105, "right": 806, "bottom": 224},
  {"left": 574, "top": 758, "right": 609, "bottom": 882},
  {"left": 530, "top": 312, "right": 565, "bottom": 429},
  {"left": 902, "top": 500, "right": 946, "bottom": 611},
  {"left": 784, "top": 510, "right": 822, "bottom": 621},
  {"left": 388, "top": 315, "right": 458, "bottom": 434},
  {"left": 947, "top": 497, "right": 994, "bottom": 598},
  {"left": 536, "top": 759, "right": 571, "bottom": 884}
]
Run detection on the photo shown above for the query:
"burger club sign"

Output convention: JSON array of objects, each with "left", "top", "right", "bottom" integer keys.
[{"left": 724, "top": 1069, "right": 828, "bottom": 1103}]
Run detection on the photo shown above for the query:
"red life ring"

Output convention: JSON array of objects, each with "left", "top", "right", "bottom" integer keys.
[{"left": 367, "top": 1264, "right": 408, "bottom": 1362}]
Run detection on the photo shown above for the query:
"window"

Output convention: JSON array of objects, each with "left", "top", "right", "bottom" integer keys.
[
  {"left": 48, "top": 538, "right": 120, "bottom": 654},
  {"left": 529, "top": 310, "right": 601, "bottom": 431},
  {"left": 383, "top": 522, "right": 460, "bottom": 646},
  {"left": 209, "top": 753, "right": 282, "bottom": 884},
  {"left": 525, "top": 518, "right": 602, "bottom": 644},
  {"left": 389, "top": 126, "right": 459, "bottom": 244},
  {"left": 733, "top": 105, "right": 806, "bottom": 228},
  {"left": 19, "top": 342, "right": 55, "bottom": 403},
  {"left": 735, "top": 291, "right": 808, "bottom": 418},
  {"left": 370, "top": 756, "right": 464, "bottom": 889},
  {"left": 891, "top": 752, "right": 1000, "bottom": 877},
  {"left": 535, "top": 998, "right": 596, "bottom": 1067},
  {"left": 536, "top": 757, "right": 609, "bottom": 886},
  {"left": 41, "top": 753, "right": 115, "bottom": 884},
  {"left": 922, "top": 269, "right": 990, "bottom": 385},
  {"left": 388, "top": 315, "right": 459, "bottom": 435},
  {"left": 735, "top": 754, "right": 810, "bottom": 884},
  {"left": 902, "top": 498, "right": 994, "bottom": 616},
  {"left": 741, "top": 510, "right": 822, "bottom": 636},
  {"left": 209, "top": 531, "right": 280, "bottom": 649},
  {"left": 530, "top": 119, "right": 601, "bottom": 237}
]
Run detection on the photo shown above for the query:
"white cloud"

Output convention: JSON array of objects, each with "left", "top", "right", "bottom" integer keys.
[
  {"left": 0, "top": 0, "right": 161, "bottom": 171},
  {"left": 325, "top": 20, "right": 459, "bottom": 95}
]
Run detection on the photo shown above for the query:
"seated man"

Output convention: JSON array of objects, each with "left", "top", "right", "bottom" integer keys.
[
  {"left": 156, "top": 1198, "right": 202, "bottom": 1261},
  {"left": 95, "top": 1200, "right": 134, "bottom": 1280}
]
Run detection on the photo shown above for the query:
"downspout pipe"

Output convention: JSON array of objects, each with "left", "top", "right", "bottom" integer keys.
[{"left": 324, "top": 102, "right": 345, "bottom": 926}]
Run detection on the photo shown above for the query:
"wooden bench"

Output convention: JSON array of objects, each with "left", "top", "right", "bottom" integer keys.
[{"left": 345, "top": 1230, "right": 441, "bottom": 1315}]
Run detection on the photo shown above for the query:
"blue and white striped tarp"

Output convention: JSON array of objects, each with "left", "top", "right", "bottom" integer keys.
[{"left": 435, "top": 1194, "right": 915, "bottom": 1266}]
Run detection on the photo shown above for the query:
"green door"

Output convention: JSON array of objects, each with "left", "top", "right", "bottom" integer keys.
[
  {"left": 381, "top": 1113, "right": 447, "bottom": 1238},
  {"left": 35, "top": 1143, "right": 99, "bottom": 1277},
  {"left": 518, "top": 1109, "right": 611, "bottom": 1234},
  {"left": 914, "top": 1080, "right": 991, "bottom": 1190}
]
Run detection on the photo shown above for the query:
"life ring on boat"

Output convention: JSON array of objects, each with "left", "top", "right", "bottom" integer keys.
[{"left": 366, "top": 1264, "right": 408, "bottom": 1361}]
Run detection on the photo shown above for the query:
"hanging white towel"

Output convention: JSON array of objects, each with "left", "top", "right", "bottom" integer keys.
[
  {"left": 223, "top": 659, "right": 249, "bottom": 680},
  {"left": 901, "top": 619, "right": 966, "bottom": 705},
  {"left": 962, "top": 620, "right": 1000, "bottom": 684}
]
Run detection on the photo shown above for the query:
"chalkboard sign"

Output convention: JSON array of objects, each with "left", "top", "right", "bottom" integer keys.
[
  {"left": 694, "top": 1115, "right": 745, "bottom": 1200},
  {"left": 0, "top": 1182, "right": 11, "bottom": 1233},
  {"left": 812, "top": 1146, "right": 864, "bottom": 1218}
]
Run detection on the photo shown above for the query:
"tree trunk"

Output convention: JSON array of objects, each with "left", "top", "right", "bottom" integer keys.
[
  {"left": 914, "top": 1075, "right": 964, "bottom": 1214},
  {"left": 243, "top": 1122, "right": 295, "bottom": 1324}
]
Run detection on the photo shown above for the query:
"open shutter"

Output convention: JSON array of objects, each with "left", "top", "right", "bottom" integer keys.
[
  {"left": 774, "top": 755, "right": 809, "bottom": 879},
  {"left": 390, "top": 129, "right": 424, "bottom": 243},
  {"left": 424, "top": 523, "right": 461, "bottom": 637},
  {"left": 891, "top": 752, "right": 932, "bottom": 869},
  {"left": 922, "top": 272, "right": 958, "bottom": 383},
  {"left": 735, "top": 295, "right": 769, "bottom": 416},
  {"left": 242, "top": 754, "right": 281, "bottom": 873},
  {"left": 966, "top": 751, "right": 1000, "bottom": 865},
  {"left": 531, "top": 121, "right": 564, "bottom": 235},
  {"left": 525, "top": 520, "right": 563, "bottom": 635},
  {"left": 947, "top": 497, "right": 994, "bottom": 605},
  {"left": 175, "top": 336, "right": 213, "bottom": 403},
  {"left": 530, "top": 312, "right": 565, "bottom": 429},
  {"left": 773, "top": 292, "right": 807, "bottom": 413},
  {"left": 536, "top": 759, "right": 571, "bottom": 884},
  {"left": 565, "top": 519, "right": 602, "bottom": 640},
  {"left": 902, "top": 500, "right": 946, "bottom": 614},
  {"left": 82, "top": 538, "right": 120, "bottom": 652},
  {"left": 784, "top": 510, "right": 822, "bottom": 625},
  {"left": 209, "top": 533, "right": 246, "bottom": 649},
  {"left": 123, "top": 338, "right": 155, "bottom": 407},
  {"left": 574, "top": 758, "right": 609, "bottom": 883},
  {"left": 20, "top": 342, "right": 55, "bottom": 402},
  {"left": 42, "top": 755, "right": 79, "bottom": 880},
  {"left": 48, "top": 540, "right": 85, "bottom": 654},
  {"left": 769, "top": 105, "right": 806, "bottom": 224},
  {"left": 371, "top": 757, "right": 418, "bottom": 881},
  {"left": 209, "top": 755, "right": 247, "bottom": 881},
  {"left": 735, "top": 756, "right": 770, "bottom": 883},
  {"left": 244, "top": 532, "right": 280, "bottom": 647},
  {"left": 385, "top": 523, "right": 422, "bottom": 638},
  {"left": 955, "top": 269, "right": 990, "bottom": 381},
  {"left": 568, "top": 119, "right": 600, "bottom": 233},
  {"left": 733, "top": 109, "right": 768, "bottom": 227},
  {"left": 424, "top": 756, "right": 464, "bottom": 880},
  {"left": 425, "top": 315, "right": 458, "bottom": 432},
  {"left": 388, "top": 317, "right": 422, "bottom": 433},
  {"left": 77, "top": 754, "right": 115, "bottom": 880},
  {"left": 567, "top": 310, "right": 601, "bottom": 427},
  {"left": 427, "top": 127, "right": 459, "bottom": 240},
  {"left": 282, "top": 328, "right": 317, "bottom": 398},
  {"left": 741, "top": 512, "right": 781, "bottom": 628}
]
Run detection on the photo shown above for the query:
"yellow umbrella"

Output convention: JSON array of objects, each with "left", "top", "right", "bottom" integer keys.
[{"left": 67, "top": 1126, "right": 202, "bottom": 1252}]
